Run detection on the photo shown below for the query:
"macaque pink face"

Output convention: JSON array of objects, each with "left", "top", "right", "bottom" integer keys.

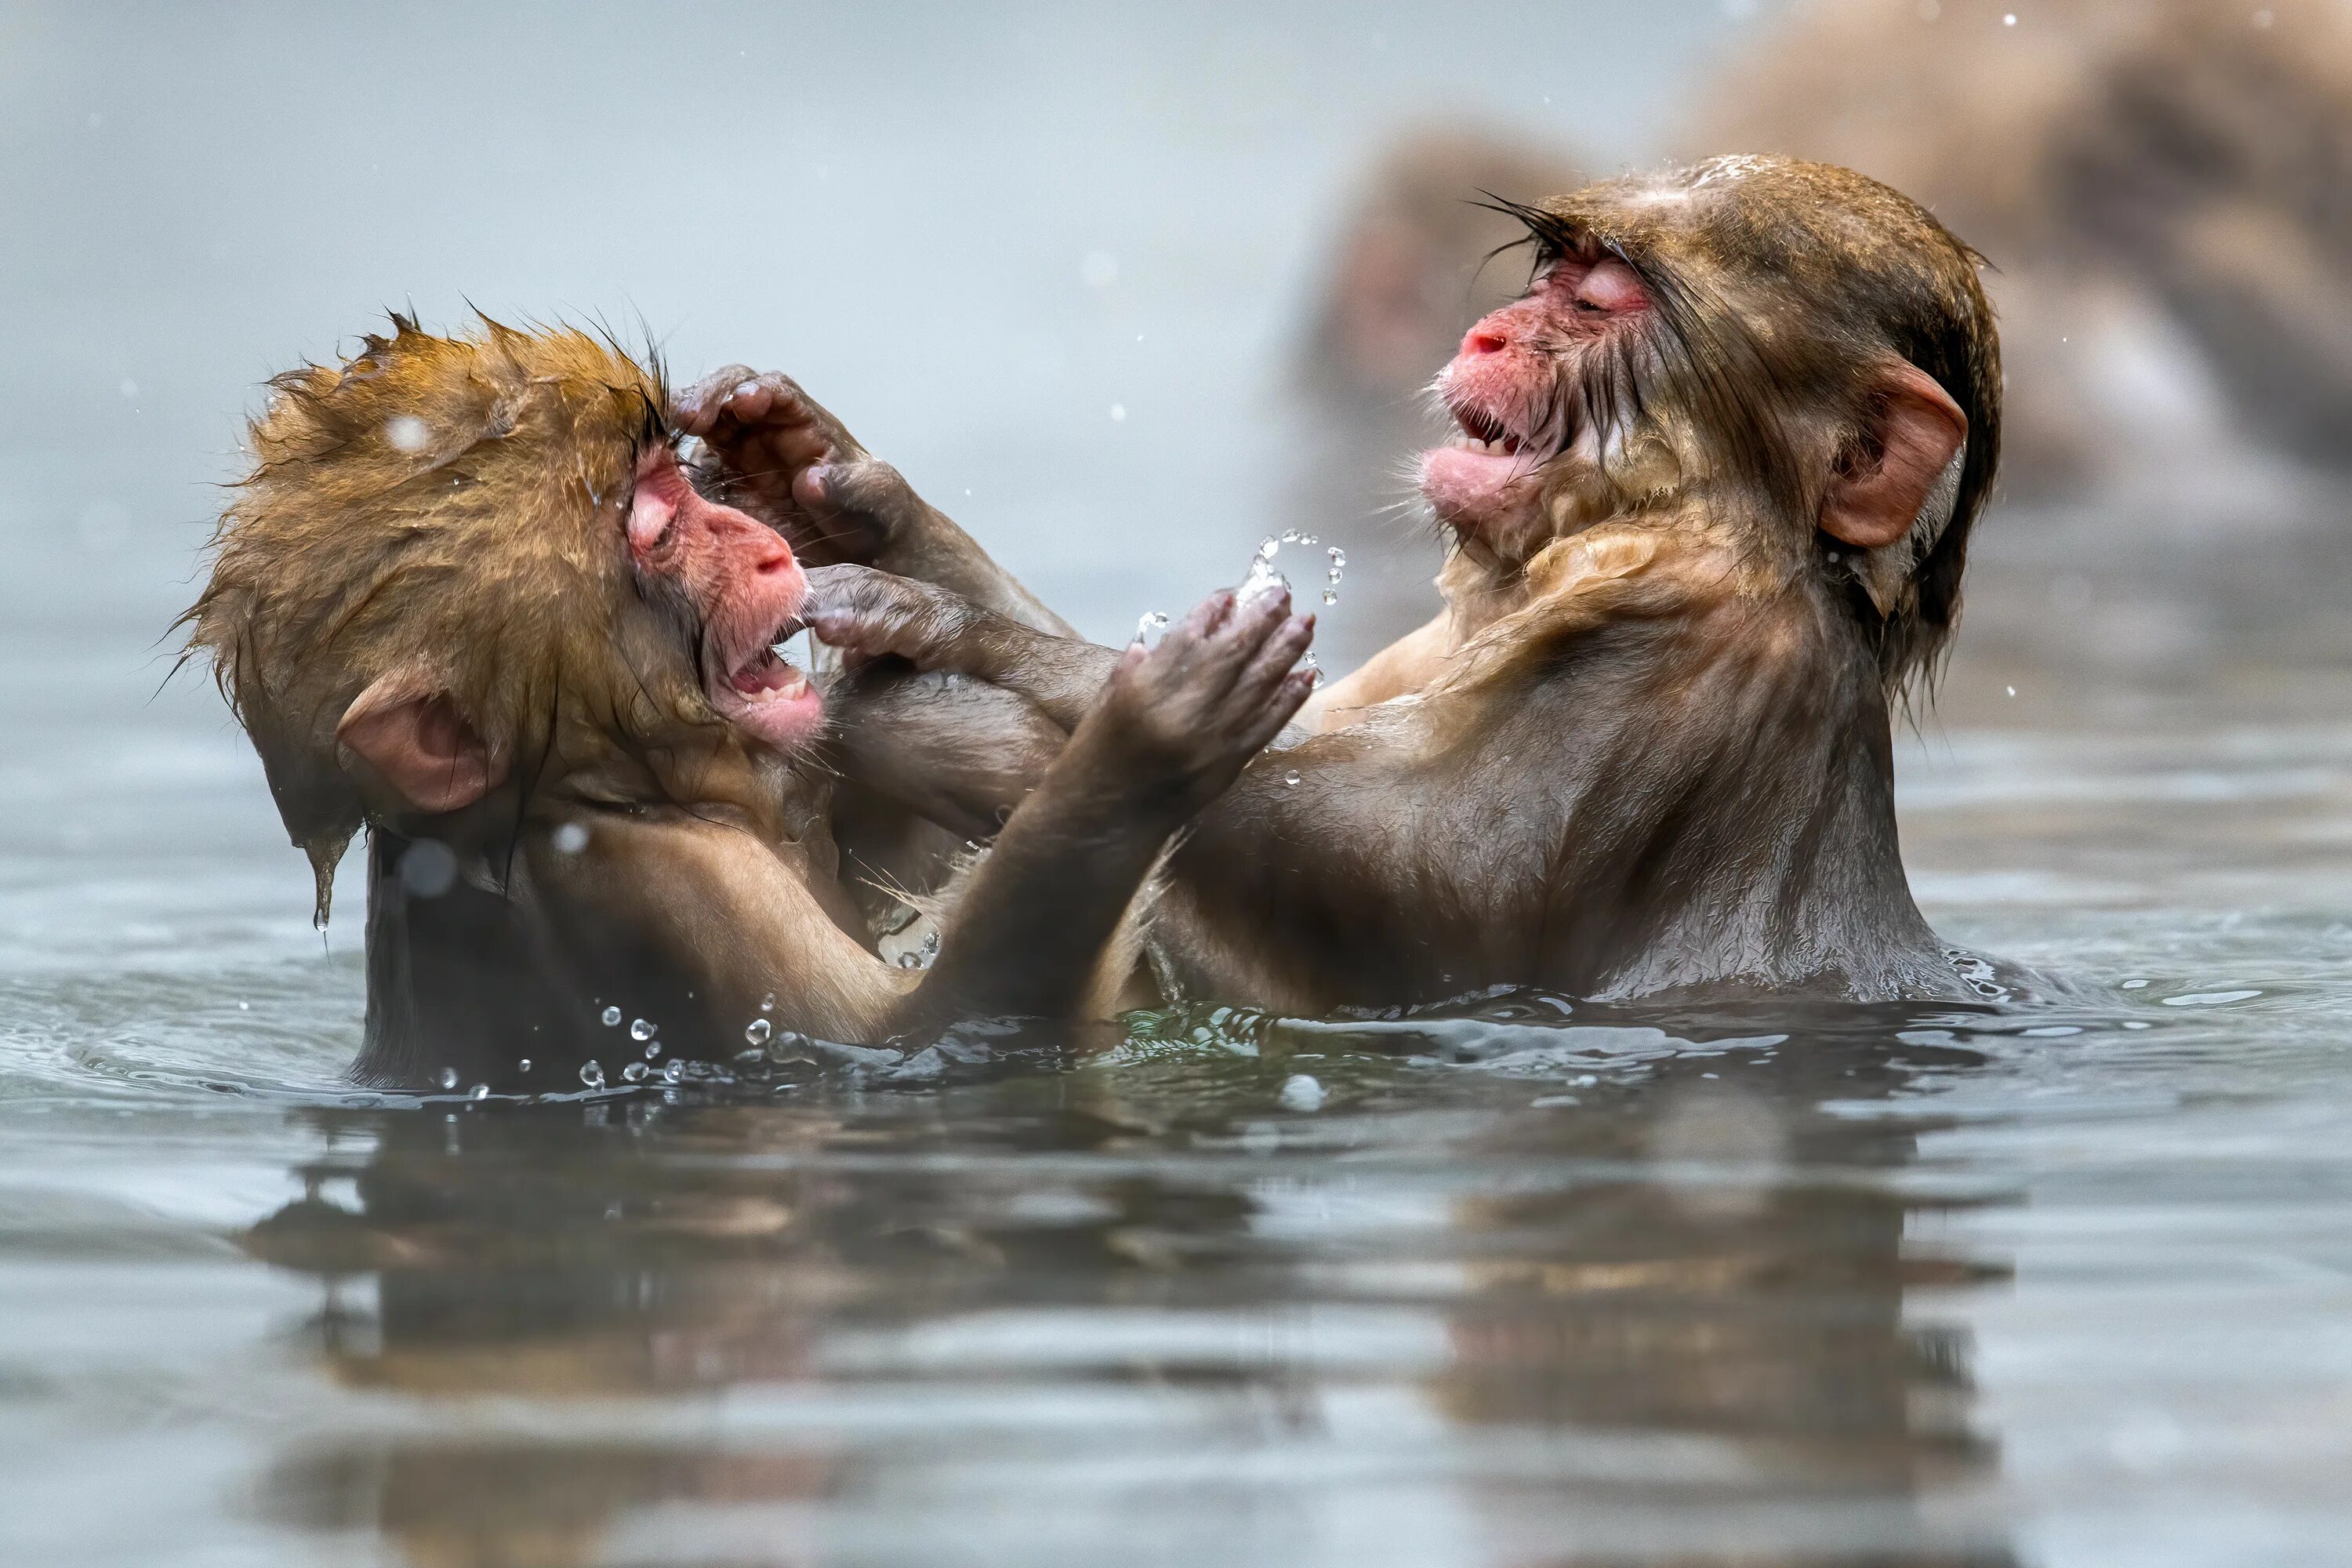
[
  {"left": 626, "top": 446, "right": 822, "bottom": 752},
  {"left": 1421, "top": 254, "right": 1650, "bottom": 543}
]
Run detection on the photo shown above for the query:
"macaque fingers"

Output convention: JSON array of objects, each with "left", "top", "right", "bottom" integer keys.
[
  {"left": 1236, "top": 614, "right": 1316, "bottom": 702},
  {"left": 1243, "top": 670, "right": 1318, "bottom": 753}
]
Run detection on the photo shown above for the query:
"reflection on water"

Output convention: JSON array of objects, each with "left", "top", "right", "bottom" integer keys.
[{"left": 224, "top": 1013, "right": 2016, "bottom": 1568}]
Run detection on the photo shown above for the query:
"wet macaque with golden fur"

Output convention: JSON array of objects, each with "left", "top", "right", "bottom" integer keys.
[
  {"left": 186, "top": 323, "right": 1312, "bottom": 1090},
  {"left": 789, "top": 157, "right": 2003, "bottom": 1010}
]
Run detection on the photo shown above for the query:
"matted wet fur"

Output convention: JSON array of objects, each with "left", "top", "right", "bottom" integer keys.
[{"left": 183, "top": 318, "right": 693, "bottom": 922}]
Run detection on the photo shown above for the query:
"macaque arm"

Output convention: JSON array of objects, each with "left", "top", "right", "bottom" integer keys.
[
  {"left": 676, "top": 367, "right": 1073, "bottom": 635},
  {"left": 530, "top": 811, "right": 912, "bottom": 1043},
  {"left": 826, "top": 666, "right": 1069, "bottom": 841},
  {"left": 803, "top": 564, "right": 1132, "bottom": 731},
  {"left": 895, "top": 588, "right": 1312, "bottom": 1025}
]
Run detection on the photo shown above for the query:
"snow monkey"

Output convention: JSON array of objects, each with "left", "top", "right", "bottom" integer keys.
[
  {"left": 184, "top": 320, "right": 1314, "bottom": 1090},
  {"left": 710, "top": 156, "right": 2004, "bottom": 1011}
]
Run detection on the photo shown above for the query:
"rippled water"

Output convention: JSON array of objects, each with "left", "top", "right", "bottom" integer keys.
[{"left": 5, "top": 540, "right": 2352, "bottom": 1568}]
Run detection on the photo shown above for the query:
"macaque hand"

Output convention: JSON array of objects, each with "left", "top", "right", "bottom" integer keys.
[
  {"left": 1080, "top": 587, "right": 1316, "bottom": 817},
  {"left": 674, "top": 367, "right": 926, "bottom": 568},
  {"left": 800, "top": 563, "right": 977, "bottom": 672}
]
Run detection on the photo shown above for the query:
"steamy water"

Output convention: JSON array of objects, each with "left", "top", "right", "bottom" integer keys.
[{"left": 5, "top": 506, "right": 2351, "bottom": 1568}]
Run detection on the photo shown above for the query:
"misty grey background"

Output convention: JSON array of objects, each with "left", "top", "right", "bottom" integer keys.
[{"left": 0, "top": 0, "right": 1737, "bottom": 648}]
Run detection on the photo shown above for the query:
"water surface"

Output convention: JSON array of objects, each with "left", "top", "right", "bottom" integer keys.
[{"left": 4, "top": 578, "right": 2350, "bottom": 1567}]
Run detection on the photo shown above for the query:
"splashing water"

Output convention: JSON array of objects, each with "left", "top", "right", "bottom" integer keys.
[
  {"left": 1240, "top": 538, "right": 1289, "bottom": 603},
  {"left": 1133, "top": 611, "right": 1169, "bottom": 648},
  {"left": 1324, "top": 546, "right": 1345, "bottom": 605}
]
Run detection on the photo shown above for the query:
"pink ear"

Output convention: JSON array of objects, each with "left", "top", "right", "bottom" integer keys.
[
  {"left": 336, "top": 673, "right": 507, "bottom": 815},
  {"left": 1822, "top": 361, "right": 1967, "bottom": 550}
]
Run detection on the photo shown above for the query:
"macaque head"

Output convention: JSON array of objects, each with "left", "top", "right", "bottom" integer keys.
[
  {"left": 1423, "top": 154, "right": 2001, "bottom": 691},
  {"left": 185, "top": 318, "right": 818, "bottom": 920}
]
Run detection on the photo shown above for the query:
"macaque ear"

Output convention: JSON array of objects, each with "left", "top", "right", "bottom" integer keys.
[
  {"left": 1821, "top": 361, "right": 1967, "bottom": 550},
  {"left": 335, "top": 673, "right": 508, "bottom": 815}
]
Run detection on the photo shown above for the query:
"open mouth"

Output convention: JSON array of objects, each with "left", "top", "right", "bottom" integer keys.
[
  {"left": 725, "top": 615, "right": 810, "bottom": 705},
  {"left": 1450, "top": 401, "right": 1525, "bottom": 456},
  {"left": 711, "top": 609, "right": 822, "bottom": 749}
]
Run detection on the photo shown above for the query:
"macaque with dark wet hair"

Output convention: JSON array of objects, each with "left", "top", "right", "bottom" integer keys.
[
  {"left": 184, "top": 321, "right": 1312, "bottom": 1090},
  {"left": 727, "top": 156, "right": 2002, "bottom": 1011}
]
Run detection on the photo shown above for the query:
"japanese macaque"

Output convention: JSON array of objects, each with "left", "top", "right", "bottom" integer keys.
[
  {"left": 1689, "top": 0, "right": 2352, "bottom": 492},
  {"left": 768, "top": 156, "right": 2002, "bottom": 1011},
  {"left": 1288, "top": 130, "right": 1587, "bottom": 664},
  {"left": 183, "top": 321, "right": 1312, "bottom": 1090}
]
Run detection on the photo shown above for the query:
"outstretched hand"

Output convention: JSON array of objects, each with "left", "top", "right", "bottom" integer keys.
[{"left": 1083, "top": 587, "right": 1316, "bottom": 815}]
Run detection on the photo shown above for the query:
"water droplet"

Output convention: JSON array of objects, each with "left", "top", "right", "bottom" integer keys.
[
  {"left": 1279, "top": 1074, "right": 1326, "bottom": 1112},
  {"left": 518, "top": 1058, "right": 532, "bottom": 1073},
  {"left": 385, "top": 415, "right": 430, "bottom": 453},
  {"left": 1133, "top": 610, "right": 1170, "bottom": 648},
  {"left": 622, "top": 1061, "right": 648, "bottom": 1082},
  {"left": 470, "top": 1083, "right": 490, "bottom": 1100},
  {"left": 663, "top": 1058, "right": 685, "bottom": 1083},
  {"left": 644, "top": 1040, "right": 662, "bottom": 1059},
  {"left": 629, "top": 1018, "right": 655, "bottom": 1041},
  {"left": 579, "top": 1061, "right": 604, "bottom": 1088},
  {"left": 601, "top": 1005, "right": 622, "bottom": 1026},
  {"left": 1109, "top": 403, "right": 1126, "bottom": 422},
  {"left": 746, "top": 1018, "right": 772, "bottom": 1045},
  {"left": 1322, "top": 589, "right": 1338, "bottom": 604},
  {"left": 1283, "top": 770, "right": 1301, "bottom": 787},
  {"left": 759, "top": 992, "right": 775, "bottom": 1013},
  {"left": 398, "top": 839, "right": 459, "bottom": 898},
  {"left": 2005, "top": 685, "right": 2017, "bottom": 697},
  {"left": 438, "top": 1067, "right": 459, "bottom": 1090},
  {"left": 238, "top": 1000, "right": 249, "bottom": 1011},
  {"left": 551, "top": 821, "right": 590, "bottom": 854}
]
